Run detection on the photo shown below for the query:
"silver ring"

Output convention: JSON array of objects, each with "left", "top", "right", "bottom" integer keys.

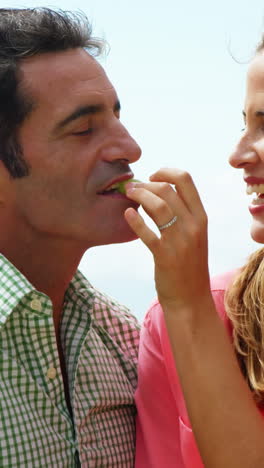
[{"left": 158, "top": 215, "right": 177, "bottom": 231}]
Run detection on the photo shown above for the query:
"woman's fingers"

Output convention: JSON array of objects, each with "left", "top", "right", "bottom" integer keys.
[
  {"left": 124, "top": 168, "right": 210, "bottom": 310},
  {"left": 125, "top": 168, "right": 207, "bottom": 234},
  {"left": 129, "top": 181, "right": 176, "bottom": 206},
  {"left": 125, "top": 185, "right": 174, "bottom": 228},
  {"left": 124, "top": 207, "right": 160, "bottom": 252},
  {"left": 125, "top": 181, "right": 191, "bottom": 228},
  {"left": 150, "top": 168, "right": 206, "bottom": 220}
]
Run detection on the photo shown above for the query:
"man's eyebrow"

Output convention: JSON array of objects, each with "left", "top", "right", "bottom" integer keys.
[{"left": 55, "top": 99, "right": 121, "bottom": 131}]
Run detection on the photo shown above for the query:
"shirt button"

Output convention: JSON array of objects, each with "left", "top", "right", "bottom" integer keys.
[
  {"left": 30, "top": 298, "right": 42, "bottom": 312},
  {"left": 47, "top": 367, "right": 57, "bottom": 380}
]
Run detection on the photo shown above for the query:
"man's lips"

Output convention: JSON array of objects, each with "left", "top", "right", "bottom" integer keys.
[{"left": 97, "top": 173, "right": 134, "bottom": 194}]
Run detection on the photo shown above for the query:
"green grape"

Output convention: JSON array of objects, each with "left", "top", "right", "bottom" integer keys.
[{"left": 116, "top": 178, "right": 142, "bottom": 194}]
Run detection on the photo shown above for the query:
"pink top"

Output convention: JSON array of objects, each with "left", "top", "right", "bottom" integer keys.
[{"left": 135, "top": 271, "right": 242, "bottom": 468}]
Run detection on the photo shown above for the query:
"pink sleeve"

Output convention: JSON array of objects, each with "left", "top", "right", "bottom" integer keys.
[
  {"left": 210, "top": 270, "right": 237, "bottom": 339},
  {"left": 135, "top": 301, "right": 185, "bottom": 467},
  {"left": 135, "top": 271, "right": 237, "bottom": 468}
]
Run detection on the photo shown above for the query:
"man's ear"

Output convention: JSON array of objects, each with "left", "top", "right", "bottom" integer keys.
[{"left": 0, "top": 160, "right": 13, "bottom": 203}]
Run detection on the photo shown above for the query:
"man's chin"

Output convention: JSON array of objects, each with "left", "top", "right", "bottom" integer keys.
[{"left": 108, "top": 230, "right": 139, "bottom": 245}]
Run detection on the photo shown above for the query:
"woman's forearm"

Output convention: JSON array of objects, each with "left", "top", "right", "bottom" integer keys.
[{"left": 163, "top": 296, "right": 264, "bottom": 468}]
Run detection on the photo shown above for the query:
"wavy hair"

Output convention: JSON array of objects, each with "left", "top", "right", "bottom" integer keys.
[
  {"left": 225, "top": 248, "right": 264, "bottom": 405},
  {"left": 224, "top": 37, "right": 264, "bottom": 406}
]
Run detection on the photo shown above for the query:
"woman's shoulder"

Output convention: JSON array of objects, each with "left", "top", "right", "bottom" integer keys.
[
  {"left": 210, "top": 269, "right": 239, "bottom": 292},
  {"left": 144, "top": 269, "right": 239, "bottom": 337},
  {"left": 210, "top": 270, "right": 239, "bottom": 328}
]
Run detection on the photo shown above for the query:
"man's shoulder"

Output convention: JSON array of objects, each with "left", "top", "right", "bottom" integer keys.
[
  {"left": 71, "top": 271, "right": 140, "bottom": 377},
  {"left": 92, "top": 285, "right": 140, "bottom": 329},
  {"left": 87, "top": 284, "right": 140, "bottom": 359},
  {"left": 73, "top": 269, "right": 140, "bottom": 327}
]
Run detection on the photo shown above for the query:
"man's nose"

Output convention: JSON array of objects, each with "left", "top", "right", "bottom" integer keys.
[
  {"left": 101, "top": 120, "right": 142, "bottom": 164},
  {"left": 229, "top": 132, "right": 259, "bottom": 169}
]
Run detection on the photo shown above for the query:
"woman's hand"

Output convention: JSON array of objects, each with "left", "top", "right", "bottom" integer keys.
[
  {"left": 126, "top": 168, "right": 264, "bottom": 467},
  {"left": 124, "top": 167, "right": 211, "bottom": 313}
]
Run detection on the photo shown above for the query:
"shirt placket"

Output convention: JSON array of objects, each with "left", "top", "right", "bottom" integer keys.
[{"left": 19, "top": 292, "right": 72, "bottom": 423}]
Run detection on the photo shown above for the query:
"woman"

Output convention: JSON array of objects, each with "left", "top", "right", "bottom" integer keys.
[{"left": 124, "top": 37, "right": 264, "bottom": 467}]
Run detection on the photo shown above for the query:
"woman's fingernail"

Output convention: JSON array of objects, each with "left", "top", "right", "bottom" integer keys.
[{"left": 125, "top": 182, "right": 138, "bottom": 191}]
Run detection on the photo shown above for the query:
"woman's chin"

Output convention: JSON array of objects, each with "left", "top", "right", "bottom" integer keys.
[{"left": 250, "top": 222, "right": 264, "bottom": 244}]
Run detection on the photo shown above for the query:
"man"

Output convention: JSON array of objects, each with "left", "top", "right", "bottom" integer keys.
[{"left": 0, "top": 7, "right": 141, "bottom": 467}]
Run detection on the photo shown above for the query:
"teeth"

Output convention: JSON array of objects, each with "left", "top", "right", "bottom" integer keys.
[
  {"left": 104, "top": 183, "right": 119, "bottom": 192},
  {"left": 103, "top": 178, "right": 140, "bottom": 194},
  {"left": 246, "top": 183, "right": 264, "bottom": 195},
  {"left": 252, "top": 198, "right": 264, "bottom": 205}
]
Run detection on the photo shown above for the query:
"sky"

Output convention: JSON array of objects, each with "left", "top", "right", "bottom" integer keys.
[{"left": 5, "top": 0, "right": 264, "bottom": 321}]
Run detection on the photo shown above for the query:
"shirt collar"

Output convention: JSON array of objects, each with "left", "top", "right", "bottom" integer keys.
[
  {"left": 0, "top": 255, "right": 95, "bottom": 328},
  {"left": 66, "top": 269, "right": 96, "bottom": 302},
  {"left": 0, "top": 254, "right": 35, "bottom": 327}
]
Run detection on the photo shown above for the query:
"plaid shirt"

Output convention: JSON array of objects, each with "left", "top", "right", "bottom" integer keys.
[{"left": 0, "top": 255, "right": 140, "bottom": 467}]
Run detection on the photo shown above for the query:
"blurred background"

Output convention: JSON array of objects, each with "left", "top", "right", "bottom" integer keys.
[{"left": 6, "top": 0, "right": 264, "bottom": 321}]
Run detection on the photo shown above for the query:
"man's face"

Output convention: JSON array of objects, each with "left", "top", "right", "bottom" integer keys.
[{"left": 3, "top": 48, "right": 141, "bottom": 249}]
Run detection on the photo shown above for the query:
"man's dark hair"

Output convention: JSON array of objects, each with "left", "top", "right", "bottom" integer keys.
[{"left": 0, "top": 7, "right": 104, "bottom": 177}]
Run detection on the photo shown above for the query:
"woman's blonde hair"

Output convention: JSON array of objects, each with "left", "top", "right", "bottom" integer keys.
[
  {"left": 225, "top": 39, "right": 264, "bottom": 404},
  {"left": 225, "top": 248, "right": 264, "bottom": 405}
]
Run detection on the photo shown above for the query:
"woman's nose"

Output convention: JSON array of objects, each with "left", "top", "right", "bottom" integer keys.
[{"left": 228, "top": 133, "right": 259, "bottom": 169}]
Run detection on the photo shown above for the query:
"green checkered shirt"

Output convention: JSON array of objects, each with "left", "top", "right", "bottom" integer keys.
[{"left": 0, "top": 254, "right": 140, "bottom": 467}]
